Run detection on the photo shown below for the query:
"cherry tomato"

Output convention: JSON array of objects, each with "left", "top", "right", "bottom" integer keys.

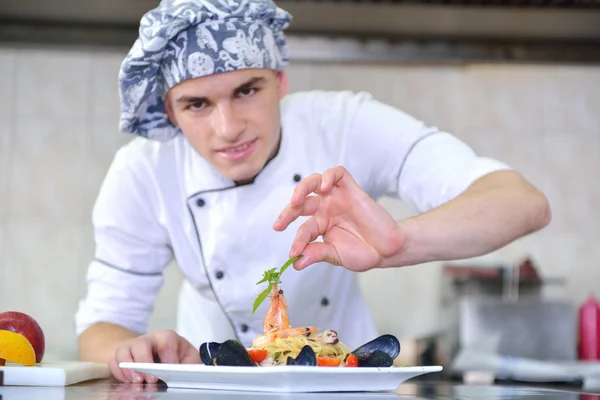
[
  {"left": 345, "top": 353, "right": 359, "bottom": 367},
  {"left": 248, "top": 349, "right": 268, "bottom": 364},
  {"left": 317, "top": 357, "right": 342, "bottom": 367}
]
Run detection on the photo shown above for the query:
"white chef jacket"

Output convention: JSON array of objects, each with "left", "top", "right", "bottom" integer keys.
[{"left": 75, "top": 90, "right": 510, "bottom": 351}]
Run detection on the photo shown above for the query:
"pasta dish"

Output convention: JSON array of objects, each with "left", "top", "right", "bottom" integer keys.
[{"left": 199, "top": 256, "right": 400, "bottom": 368}]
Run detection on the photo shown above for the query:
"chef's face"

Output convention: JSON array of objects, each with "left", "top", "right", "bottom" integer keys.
[{"left": 165, "top": 68, "right": 288, "bottom": 184}]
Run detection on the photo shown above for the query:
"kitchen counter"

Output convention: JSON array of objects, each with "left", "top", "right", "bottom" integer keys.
[{"left": 1, "top": 379, "right": 599, "bottom": 399}]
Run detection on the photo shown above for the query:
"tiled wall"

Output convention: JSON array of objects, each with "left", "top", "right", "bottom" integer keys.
[{"left": 0, "top": 45, "right": 598, "bottom": 361}]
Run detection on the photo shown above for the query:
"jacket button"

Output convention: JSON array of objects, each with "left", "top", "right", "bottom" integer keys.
[
  {"left": 293, "top": 174, "right": 301, "bottom": 183},
  {"left": 321, "top": 297, "right": 329, "bottom": 307},
  {"left": 215, "top": 271, "right": 224, "bottom": 279},
  {"left": 196, "top": 198, "right": 205, "bottom": 207},
  {"left": 241, "top": 324, "right": 249, "bottom": 333}
]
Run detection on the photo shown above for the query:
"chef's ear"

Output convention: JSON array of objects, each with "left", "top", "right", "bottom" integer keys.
[
  {"left": 275, "top": 70, "right": 288, "bottom": 99},
  {"left": 163, "top": 92, "right": 179, "bottom": 127}
]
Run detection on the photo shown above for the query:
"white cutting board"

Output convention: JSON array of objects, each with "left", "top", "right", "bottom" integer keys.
[{"left": 0, "top": 360, "right": 110, "bottom": 387}]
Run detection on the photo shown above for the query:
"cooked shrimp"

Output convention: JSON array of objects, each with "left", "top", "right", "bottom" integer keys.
[
  {"left": 255, "top": 283, "right": 318, "bottom": 346},
  {"left": 252, "top": 261, "right": 318, "bottom": 347},
  {"left": 263, "top": 284, "right": 292, "bottom": 333},
  {"left": 252, "top": 326, "right": 319, "bottom": 347}
]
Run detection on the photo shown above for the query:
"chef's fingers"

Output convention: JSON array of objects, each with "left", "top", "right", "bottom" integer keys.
[
  {"left": 152, "top": 330, "right": 201, "bottom": 366},
  {"left": 108, "top": 356, "right": 130, "bottom": 383},
  {"left": 113, "top": 345, "right": 143, "bottom": 383},
  {"left": 294, "top": 242, "right": 341, "bottom": 270},
  {"left": 289, "top": 173, "right": 324, "bottom": 205},
  {"left": 129, "top": 337, "right": 159, "bottom": 383},
  {"left": 154, "top": 330, "right": 184, "bottom": 365},
  {"left": 273, "top": 195, "right": 320, "bottom": 231},
  {"left": 179, "top": 340, "right": 203, "bottom": 364},
  {"left": 291, "top": 166, "right": 356, "bottom": 204},
  {"left": 290, "top": 216, "right": 323, "bottom": 259},
  {"left": 320, "top": 166, "right": 351, "bottom": 193}
]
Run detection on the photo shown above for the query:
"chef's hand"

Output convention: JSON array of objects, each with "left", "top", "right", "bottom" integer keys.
[
  {"left": 108, "top": 330, "right": 201, "bottom": 383},
  {"left": 274, "top": 166, "right": 405, "bottom": 272}
]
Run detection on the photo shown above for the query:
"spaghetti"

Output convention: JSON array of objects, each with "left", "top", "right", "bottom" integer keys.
[{"left": 250, "top": 331, "right": 351, "bottom": 365}]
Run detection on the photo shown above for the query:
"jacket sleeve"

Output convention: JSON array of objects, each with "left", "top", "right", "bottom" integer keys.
[
  {"left": 333, "top": 91, "right": 512, "bottom": 213},
  {"left": 75, "top": 142, "right": 174, "bottom": 336}
]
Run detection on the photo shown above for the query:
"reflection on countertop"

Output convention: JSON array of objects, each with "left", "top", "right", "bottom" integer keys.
[{"left": 1, "top": 380, "right": 600, "bottom": 400}]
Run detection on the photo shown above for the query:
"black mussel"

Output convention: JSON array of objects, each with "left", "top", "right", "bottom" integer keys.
[
  {"left": 199, "top": 342, "right": 221, "bottom": 365},
  {"left": 286, "top": 345, "right": 317, "bottom": 366},
  {"left": 352, "top": 334, "right": 401, "bottom": 367},
  {"left": 214, "top": 340, "right": 257, "bottom": 367},
  {"left": 358, "top": 350, "right": 394, "bottom": 368}
]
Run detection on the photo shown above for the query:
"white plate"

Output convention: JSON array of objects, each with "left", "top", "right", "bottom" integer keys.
[{"left": 119, "top": 363, "right": 443, "bottom": 393}]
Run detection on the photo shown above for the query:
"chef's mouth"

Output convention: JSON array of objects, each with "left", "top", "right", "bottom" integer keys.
[{"left": 215, "top": 138, "right": 257, "bottom": 153}]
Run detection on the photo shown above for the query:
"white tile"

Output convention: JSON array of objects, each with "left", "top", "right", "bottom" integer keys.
[
  {"left": 7, "top": 116, "right": 87, "bottom": 223},
  {"left": 0, "top": 47, "right": 16, "bottom": 127},
  {"left": 284, "top": 62, "right": 313, "bottom": 94},
  {"left": 0, "top": 125, "right": 10, "bottom": 223},
  {"left": 358, "top": 262, "right": 444, "bottom": 339},
  {"left": 0, "top": 48, "right": 15, "bottom": 222},
  {"left": 300, "top": 63, "right": 460, "bottom": 136},
  {"left": 0, "top": 128, "right": 9, "bottom": 223},
  {"left": 89, "top": 50, "right": 127, "bottom": 123},
  {"left": 15, "top": 48, "right": 91, "bottom": 122},
  {"left": 543, "top": 135, "right": 600, "bottom": 234},
  {"left": 391, "top": 66, "right": 462, "bottom": 134},
  {"left": 309, "top": 63, "right": 397, "bottom": 104},
  {"left": 3, "top": 222, "right": 88, "bottom": 360},
  {"left": 83, "top": 120, "right": 133, "bottom": 218},
  {"left": 305, "top": 63, "right": 461, "bottom": 132},
  {"left": 76, "top": 224, "right": 96, "bottom": 299},
  {"left": 525, "top": 233, "right": 600, "bottom": 305},
  {"left": 306, "top": 63, "right": 351, "bottom": 91},
  {"left": 515, "top": 232, "right": 567, "bottom": 280},
  {"left": 457, "top": 64, "right": 545, "bottom": 132},
  {"left": 460, "top": 126, "right": 546, "bottom": 192},
  {"left": 543, "top": 65, "right": 600, "bottom": 138}
]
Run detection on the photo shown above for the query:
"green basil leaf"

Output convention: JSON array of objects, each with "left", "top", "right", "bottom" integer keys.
[
  {"left": 279, "top": 255, "right": 303, "bottom": 275},
  {"left": 252, "top": 256, "right": 303, "bottom": 314},
  {"left": 256, "top": 268, "right": 276, "bottom": 285},
  {"left": 252, "top": 283, "right": 272, "bottom": 314}
]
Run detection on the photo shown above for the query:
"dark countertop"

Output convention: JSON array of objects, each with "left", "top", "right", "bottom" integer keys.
[{"left": 1, "top": 379, "right": 600, "bottom": 400}]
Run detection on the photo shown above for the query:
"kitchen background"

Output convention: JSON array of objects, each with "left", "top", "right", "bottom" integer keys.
[{"left": 0, "top": 0, "right": 599, "bottom": 373}]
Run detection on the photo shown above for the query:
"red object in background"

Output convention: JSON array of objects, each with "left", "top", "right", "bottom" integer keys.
[
  {"left": 578, "top": 294, "right": 600, "bottom": 361},
  {"left": 598, "top": 304, "right": 600, "bottom": 359}
]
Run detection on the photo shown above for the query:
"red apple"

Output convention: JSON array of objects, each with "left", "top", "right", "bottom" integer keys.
[{"left": 0, "top": 311, "right": 45, "bottom": 363}]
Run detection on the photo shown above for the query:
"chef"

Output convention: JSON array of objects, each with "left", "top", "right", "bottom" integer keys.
[{"left": 75, "top": 0, "right": 551, "bottom": 383}]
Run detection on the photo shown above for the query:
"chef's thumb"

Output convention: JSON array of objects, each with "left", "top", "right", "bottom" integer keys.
[{"left": 295, "top": 242, "right": 340, "bottom": 270}]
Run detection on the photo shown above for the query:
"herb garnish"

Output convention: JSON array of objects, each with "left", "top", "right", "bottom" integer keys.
[{"left": 252, "top": 255, "right": 303, "bottom": 314}]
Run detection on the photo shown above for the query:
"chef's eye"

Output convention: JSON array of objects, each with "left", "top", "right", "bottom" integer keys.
[
  {"left": 237, "top": 87, "right": 257, "bottom": 98},
  {"left": 188, "top": 100, "right": 207, "bottom": 111}
]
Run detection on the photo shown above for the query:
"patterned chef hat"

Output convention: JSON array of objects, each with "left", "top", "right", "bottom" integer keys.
[{"left": 118, "top": 0, "right": 292, "bottom": 141}]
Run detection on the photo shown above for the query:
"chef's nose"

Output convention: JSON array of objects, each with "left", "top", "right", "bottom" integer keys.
[{"left": 213, "top": 102, "right": 244, "bottom": 141}]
